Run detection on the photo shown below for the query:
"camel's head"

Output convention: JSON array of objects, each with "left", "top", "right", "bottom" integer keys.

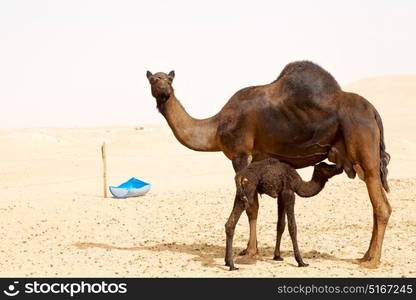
[
  {"left": 146, "top": 71, "right": 175, "bottom": 103},
  {"left": 314, "top": 162, "right": 343, "bottom": 180}
]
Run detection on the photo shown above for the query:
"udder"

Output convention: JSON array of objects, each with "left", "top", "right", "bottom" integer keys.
[{"left": 328, "top": 139, "right": 356, "bottom": 178}]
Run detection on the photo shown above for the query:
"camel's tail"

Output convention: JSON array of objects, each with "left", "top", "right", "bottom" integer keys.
[{"left": 375, "top": 109, "right": 391, "bottom": 192}]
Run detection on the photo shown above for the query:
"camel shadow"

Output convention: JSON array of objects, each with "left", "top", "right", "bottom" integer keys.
[
  {"left": 73, "top": 242, "right": 357, "bottom": 268},
  {"left": 73, "top": 242, "right": 227, "bottom": 269}
]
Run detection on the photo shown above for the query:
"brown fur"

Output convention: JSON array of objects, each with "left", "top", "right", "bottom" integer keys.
[
  {"left": 147, "top": 61, "right": 391, "bottom": 268},
  {"left": 224, "top": 159, "right": 342, "bottom": 270}
]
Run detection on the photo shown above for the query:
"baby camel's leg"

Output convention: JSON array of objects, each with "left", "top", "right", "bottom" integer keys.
[
  {"left": 225, "top": 195, "right": 246, "bottom": 270},
  {"left": 282, "top": 190, "right": 308, "bottom": 267},
  {"left": 235, "top": 193, "right": 259, "bottom": 265},
  {"left": 273, "top": 193, "right": 286, "bottom": 261},
  {"left": 232, "top": 154, "right": 258, "bottom": 259}
]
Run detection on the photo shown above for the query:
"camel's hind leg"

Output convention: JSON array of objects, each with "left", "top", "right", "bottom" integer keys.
[
  {"left": 359, "top": 171, "right": 391, "bottom": 268},
  {"left": 341, "top": 108, "right": 392, "bottom": 268},
  {"left": 282, "top": 190, "right": 308, "bottom": 267}
]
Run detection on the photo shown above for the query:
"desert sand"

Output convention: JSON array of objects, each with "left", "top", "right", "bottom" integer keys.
[{"left": 0, "top": 76, "right": 415, "bottom": 277}]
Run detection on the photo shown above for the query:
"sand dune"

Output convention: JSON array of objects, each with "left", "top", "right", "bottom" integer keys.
[
  {"left": 345, "top": 75, "right": 416, "bottom": 115},
  {"left": 0, "top": 76, "right": 415, "bottom": 277},
  {"left": 344, "top": 76, "right": 416, "bottom": 179}
]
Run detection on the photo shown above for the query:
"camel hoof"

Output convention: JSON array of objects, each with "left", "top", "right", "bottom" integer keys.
[
  {"left": 273, "top": 255, "right": 284, "bottom": 261},
  {"left": 235, "top": 255, "right": 256, "bottom": 265},
  {"left": 358, "top": 253, "right": 370, "bottom": 263},
  {"left": 229, "top": 266, "right": 239, "bottom": 271},
  {"left": 298, "top": 262, "right": 309, "bottom": 267},
  {"left": 360, "top": 260, "right": 380, "bottom": 269},
  {"left": 238, "top": 249, "right": 247, "bottom": 256}
]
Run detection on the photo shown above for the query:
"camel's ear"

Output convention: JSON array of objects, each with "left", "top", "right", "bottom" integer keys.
[
  {"left": 168, "top": 70, "right": 175, "bottom": 81},
  {"left": 146, "top": 71, "right": 153, "bottom": 79}
]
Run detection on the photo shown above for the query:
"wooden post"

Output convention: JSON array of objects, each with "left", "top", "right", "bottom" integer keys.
[{"left": 101, "top": 142, "right": 108, "bottom": 198}]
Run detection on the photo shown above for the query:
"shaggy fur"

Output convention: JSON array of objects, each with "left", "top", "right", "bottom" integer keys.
[{"left": 224, "top": 159, "right": 342, "bottom": 270}]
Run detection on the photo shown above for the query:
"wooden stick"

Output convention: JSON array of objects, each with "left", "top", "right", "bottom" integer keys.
[{"left": 101, "top": 142, "right": 108, "bottom": 198}]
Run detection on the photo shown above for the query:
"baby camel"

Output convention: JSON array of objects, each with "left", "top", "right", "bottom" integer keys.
[{"left": 225, "top": 158, "right": 342, "bottom": 271}]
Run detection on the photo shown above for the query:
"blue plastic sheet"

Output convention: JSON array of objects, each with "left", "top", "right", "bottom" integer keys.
[{"left": 109, "top": 177, "right": 151, "bottom": 199}]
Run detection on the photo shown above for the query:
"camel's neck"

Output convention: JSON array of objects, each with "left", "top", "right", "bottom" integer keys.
[
  {"left": 294, "top": 171, "right": 329, "bottom": 198},
  {"left": 158, "top": 95, "right": 220, "bottom": 151}
]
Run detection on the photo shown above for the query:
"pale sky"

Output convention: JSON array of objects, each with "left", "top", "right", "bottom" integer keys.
[{"left": 1, "top": 0, "right": 415, "bottom": 128}]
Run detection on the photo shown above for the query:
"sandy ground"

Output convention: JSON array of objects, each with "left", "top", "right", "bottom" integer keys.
[{"left": 0, "top": 76, "right": 415, "bottom": 277}]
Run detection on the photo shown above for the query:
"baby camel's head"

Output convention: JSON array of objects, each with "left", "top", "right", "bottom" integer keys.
[{"left": 313, "top": 162, "right": 343, "bottom": 180}]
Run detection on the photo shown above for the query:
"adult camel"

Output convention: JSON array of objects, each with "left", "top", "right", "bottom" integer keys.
[{"left": 146, "top": 61, "right": 391, "bottom": 269}]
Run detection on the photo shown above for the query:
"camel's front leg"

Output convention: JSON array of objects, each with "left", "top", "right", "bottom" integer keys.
[
  {"left": 225, "top": 195, "right": 245, "bottom": 270},
  {"left": 235, "top": 192, "right": 258, "bottom": 264},
  {"left": 231, "top": 154, "right": 258, "bottom": 262},
  {"left": 231, "top": 154, "right": 252, "bottom": 172}
]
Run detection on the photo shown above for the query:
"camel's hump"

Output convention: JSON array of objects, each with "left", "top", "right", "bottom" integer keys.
[{"left": 275, "top": 61, "right": 341, "bottom": 99}]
